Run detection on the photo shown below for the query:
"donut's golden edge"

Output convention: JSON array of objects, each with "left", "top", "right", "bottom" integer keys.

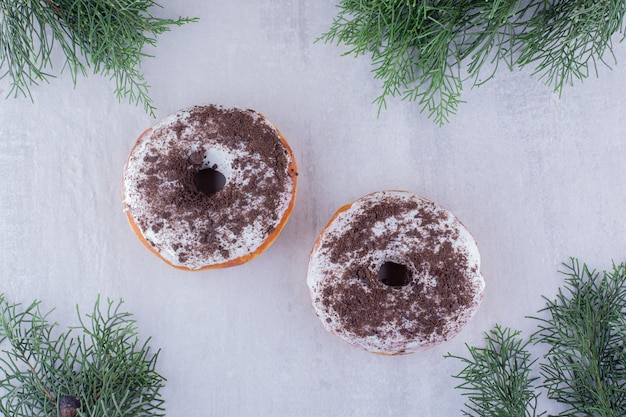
[{"left": 122, "top": 116, "right": 298, "bottom": 271}]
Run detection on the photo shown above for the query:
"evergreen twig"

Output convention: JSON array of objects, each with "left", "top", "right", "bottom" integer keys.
[
  {"left": 0, "top": 0, "right": 198, "bottom": 116},
  {"left": 445, "top": 325, "right": 543, "bottom": 417},
  {"left": 0, "top": 294, "right": 165, "bottom": 417},
  {"left": 319, "top": 1, "right": 626, "bottom": 125},
  {"left": 447, "top": 258, "right": 626, "bottom": 416},
  {"left": 533, "top": 259, "right": 626, "bottom": 417}
]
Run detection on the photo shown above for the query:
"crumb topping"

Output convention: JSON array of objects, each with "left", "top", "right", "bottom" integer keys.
[
  {"left": 308, "top": 191, "right": 484, "bottom": 354},
  {"left": 123, "top": 105, "right": 296, "bottom": 269}
]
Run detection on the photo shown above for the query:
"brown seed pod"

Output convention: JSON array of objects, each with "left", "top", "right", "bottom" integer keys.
[{"left": 59, "top": 395, "right": 80, "bottom": 417}]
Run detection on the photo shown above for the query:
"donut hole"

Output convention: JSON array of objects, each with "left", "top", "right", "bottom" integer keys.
[
  {"left": 194, "top": 168, "right": 226, "bottom": 196},
  {"left": 378, "top": 261, "right": 412, "bottom": 287}
]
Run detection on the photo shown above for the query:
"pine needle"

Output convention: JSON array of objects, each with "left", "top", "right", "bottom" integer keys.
[
  {"left": 447, "top": 258, "right": 626, "bottom": 416},
  {"left": 0, "top": 294, "right": 165, "bottom": 417},
  {"left": 319, "top": 1, "right": 626, "bottom": 125},
  {"left": 445, "top": 325, "right": 543, "bottom": 417},
  {"left": 533, "top": 259, "right": 626, "bottom": 417},
  {"left": 0, "top": 0, "right": 197, "bottom": 117}
]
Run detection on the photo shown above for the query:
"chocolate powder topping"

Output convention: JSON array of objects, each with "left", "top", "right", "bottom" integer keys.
[
  {"left": 317, "top": 195, "right": 478, "bottom": 344},
  {"left": 128, "top": 105, "right": 296, "bottom": 267}
]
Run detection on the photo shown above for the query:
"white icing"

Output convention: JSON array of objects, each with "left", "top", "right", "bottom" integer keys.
[
  {"left": 123, "top": 105, "right": 296, "bottom": 270},
  {"left": 307, "top": 191, "right": 485, "bottom": 354}
]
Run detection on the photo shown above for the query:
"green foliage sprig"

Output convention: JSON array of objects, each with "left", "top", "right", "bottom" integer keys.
[
  {"left": 0, "top": 0, "right": 197, "bottom": 116},
  {"left": 535, "top": 259, "right": 626, "bottom": 416},
  {"left": 0, "top": 294, "right": 165, "bottom": 417},
  {"left": 445, "top": 325, "right": 543, "bottom": 417},
  {"left": 446, "top": 258, "right": 626, "bottom": 417},
  {"left": 319, "top": 1, "right": 626, "bottom": 125}
]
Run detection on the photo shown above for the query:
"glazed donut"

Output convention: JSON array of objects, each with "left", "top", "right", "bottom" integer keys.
[
  {"left": 122, "top": 105, "right": 298, "bottom": 270},
  {"left": 307, "top": 191, "right": 484, "bottom": 355}
]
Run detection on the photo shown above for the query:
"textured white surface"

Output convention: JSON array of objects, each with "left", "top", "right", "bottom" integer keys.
[{"left": 1, "top": 1, "right": 626, "bottom": 416}]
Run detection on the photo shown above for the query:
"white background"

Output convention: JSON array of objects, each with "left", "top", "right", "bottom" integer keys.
[{"left": 1, "top": 2, "right": 626, "bottom": 416}]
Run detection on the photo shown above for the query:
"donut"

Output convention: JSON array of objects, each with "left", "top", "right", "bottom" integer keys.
[
  {"left": 122, "top": 105, "right": 298, "bottom": 270},
  {"left": 307, "top": 191, "right": 484, "bottom": 355}
]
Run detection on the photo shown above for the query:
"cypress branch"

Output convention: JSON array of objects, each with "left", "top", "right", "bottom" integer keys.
[
  {"left": 447, "top": 258, "right": 626, "bottom": 416},
  {"left": 0, "top": 0, "right": 197, "bottom": 116},
  {"left": 319, "top": 1, "right": 626, "bottom": 125},
  {"left": 0, "top": 294, "right": 165, "bottom": 417}
]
